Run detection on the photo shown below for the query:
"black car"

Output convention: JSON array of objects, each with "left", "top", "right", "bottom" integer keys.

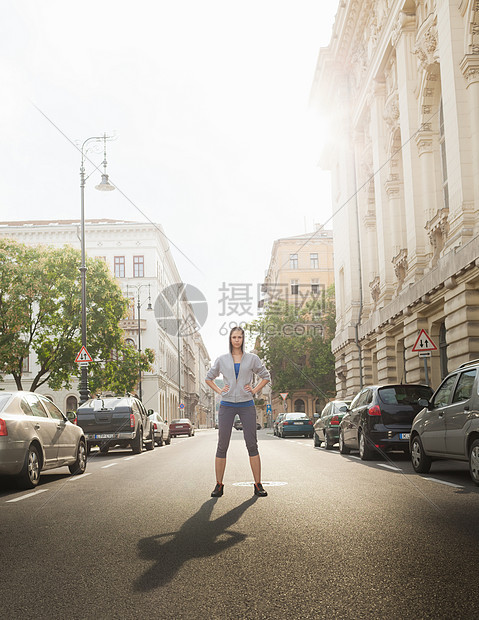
[
  {"left": 77, "top": 396, "right": 155, "bottom": 454},
  {"left": 313, "top": 400, "right": 351, "bottom": 449},
  {"left": 339, "top": 384, "right": 433, "bottom": 460}
]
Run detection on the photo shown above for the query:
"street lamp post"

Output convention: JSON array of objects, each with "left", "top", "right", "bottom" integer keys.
[
  {"left": 127, "top": 284, "right": 152, "bottom": 401},
  {"left": 79, "top": 134, "right": 115, "bottom": 405}
]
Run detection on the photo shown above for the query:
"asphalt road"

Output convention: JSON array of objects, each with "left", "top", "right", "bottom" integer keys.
[{"left": 1, "top": 428, "right": 479, "bottom": 619}]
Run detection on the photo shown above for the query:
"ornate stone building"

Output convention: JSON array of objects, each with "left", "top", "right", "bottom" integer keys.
[{"left": 311, "top": 0, "right": 479, "bottom": 397}]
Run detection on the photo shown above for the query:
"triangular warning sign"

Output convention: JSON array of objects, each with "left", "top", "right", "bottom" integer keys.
[
  {"left": 280, "top": 392, "right": 289, "bottom": 400},
  {"left": 412, "top": 329, "right": 437, "bottom": 352},
  {"left": 75, "top": 346, "right": 93, "bottom": 363}
]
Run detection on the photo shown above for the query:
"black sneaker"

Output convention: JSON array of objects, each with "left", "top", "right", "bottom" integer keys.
[
  {"left": 254, "top": 482, "right": 268, "bottom": 497},
  {"left": 211, "top": 483, "right": 224, "bottom": 497}
]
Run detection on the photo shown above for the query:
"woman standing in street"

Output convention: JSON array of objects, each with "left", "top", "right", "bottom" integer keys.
[{"left": 205, "top": 326, "right": 271, "bottom": 498}]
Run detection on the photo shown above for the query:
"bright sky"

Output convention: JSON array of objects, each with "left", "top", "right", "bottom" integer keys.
[{"left": 0, "top": 0, "right": 338, "bottom": 359}]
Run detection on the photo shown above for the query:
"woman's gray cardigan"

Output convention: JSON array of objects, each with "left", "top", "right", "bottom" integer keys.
[{"left": 206, "top": 352, "right": 271, "bottom": 403}]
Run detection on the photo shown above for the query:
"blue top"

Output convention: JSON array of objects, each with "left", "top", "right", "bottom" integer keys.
[{"left": 221, "top": 362, "right": 255, "bottom": 407}]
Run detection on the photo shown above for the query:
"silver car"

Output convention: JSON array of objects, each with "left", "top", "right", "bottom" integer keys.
[
  {"left": 0, "top": 391, "right": 87, "bottom": 489},
  {"left": 147, "top": 410, "right": 171, "bottom": 446}
]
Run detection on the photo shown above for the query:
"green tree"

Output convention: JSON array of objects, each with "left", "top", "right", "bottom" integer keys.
[
  {"left": 0, "top": 239, "right": 154, "bottom": 393},
  {"left": 246, "top": 286, "right": 336, "bottom": 406}
]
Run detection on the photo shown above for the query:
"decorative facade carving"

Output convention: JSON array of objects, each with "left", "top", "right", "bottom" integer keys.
[
  {"left": 414, "top": 14, "right": 439, "bottom": 69},
  {"left": 425, "top": 207, "right": 449, "bottom": 265},
  {"left": 392, "top": 248, "right": 408, "bottom": 285},
  {"left": 369, "top": 275, "right": 381, "bottom": 304}
]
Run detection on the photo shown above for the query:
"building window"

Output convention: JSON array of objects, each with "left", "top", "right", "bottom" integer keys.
[
  {"left": 66, "top": 395, "right": 78, "bottom": 412},
  {"left": 22, "top": 356, "right": 30, "bottom": 373},
  {"left": 291, "top": 280, "right": 299, "bottom": 295},
  {"left": 294, "top": 398, "right": 305, "bottom": 413},
  {"left": 310, "top": 253, "right": 319, "bottom": 269},
  {"left": 290, "top": 254, "right": 298, "bottom": 269},
  {"left": 133, "top": 256, "right": 144, "bottom": 278},
  {"left": 439, "top": 99, "right": 449, "bottom": 210},
  {"left": 311, "top": 279, "right": 319, "bottom": 295},
  {"left": 114, "top": 256, "right": 125, "bottom": 278}
]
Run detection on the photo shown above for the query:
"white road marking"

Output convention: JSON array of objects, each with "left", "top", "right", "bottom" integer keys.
[
  {"left": 101, "top": 463, "right": 118, "bottom": 469},
  {"left": 378, "top": 464, "right": 401, "bottom": 471},
  {"left": 422, "top": 476, "right": 464, "bottom": 489},
  {"left": 124, "top": 457, "right": 135, "bottom": 461},
  {"left": 232, "top": 481, "right": 288, "bottom": 487},
  {"left": 68, "top": 473, "right": 92, "bottom": 481},
  {"left": 6, "top": 489, "right": 48, "bottom": 503}
]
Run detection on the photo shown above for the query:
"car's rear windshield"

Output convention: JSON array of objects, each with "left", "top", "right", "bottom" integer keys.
[
  {"left": 171, "top": 419, "right": 189, "bottom": 424},
  {"left": 285, "top": 413, "right": 309, "bottom": 420},
  {"left": 378, "top": 385, "right": 433, "bottom": 405},
  {"left": 0, "top": 394, "right": 12, "bottom": 412}
]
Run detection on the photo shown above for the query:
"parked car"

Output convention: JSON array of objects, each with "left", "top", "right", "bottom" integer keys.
[
  {"left": 339, "top": 384, "right": 433, "bottom": 460},
  {"left": 169, "top": 418, "right": 195, "bottom": 437},
  {"left": 410, "top": 360, "right": 479, "bottom": 484},
  {"left": 76, "top": 396, "right": 155, "bottom": 454},
  {"left": 256, "top": 422, "right": 262, "bottom": 430},
  {"left": 234, "top": 415, "right": 243, "bottom": 431},
  {"left": 273, "top": 413, "right": 286, "bottom": 436},
  {"left": 313, "top": 400, "right": 351, "bottom": 449},
  {"left": 0, "top": 391, "right": 87, "bottom": 489},
  {"left": 277, "top": 412, "right": 314, "bottom": 438},
  {"left": 148, "top": 410, "right": 171, "bottom": 446}
]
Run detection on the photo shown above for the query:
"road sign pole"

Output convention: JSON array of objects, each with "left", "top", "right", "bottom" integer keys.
[{"left": 424, "top": 357, "right": 429, "bottom": 386}]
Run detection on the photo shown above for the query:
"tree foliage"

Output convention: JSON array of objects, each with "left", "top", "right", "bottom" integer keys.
[
  {"left": 0, "top": 239, "right": 154, "bottom": 394},
  {"left": 246, "top": 286, "right": 336, "bottom": 405}
]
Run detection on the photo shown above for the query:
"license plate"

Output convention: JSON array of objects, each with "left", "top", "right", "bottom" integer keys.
[
  {"left": 294, "top": 422, "right": 304, "bottom": 425},
  {"left": 399, "top": 433, "right": 410, "bottom": 440},
  {"left": 94, "top": 433, "right": 115, "bottom": 439}
]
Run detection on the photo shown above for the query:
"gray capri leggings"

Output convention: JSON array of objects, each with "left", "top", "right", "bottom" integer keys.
[{"left": 216, "top": 404, "right": 258, "bottom": 458}]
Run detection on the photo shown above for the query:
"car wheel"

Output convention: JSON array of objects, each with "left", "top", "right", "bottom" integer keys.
[
  {"left": 314, "top": 432, "right": 321, "bottom": 447},
  {"left": 100, "top": 444, "right": 109, "bottom": 455},
  {"left": 17, "top": 444, "right": 41, "bottom": 489},
  {"left": 146, "top": 426, "right": 155, "bottom": 451},
  {"left": 469, "top": 439, "right": 479, "bottom": 485},
  {"left": 410, "top": 435, "right": 431, "bottom": 473},
  {"left": 132, "top": 427, "right": 143, "bottom": 454},
  {"left": 339, "top": 430, "right": 350, "bottom": 455},
  {"left": 359, "top": 430, "right": 374, "bottom": 460},
  {"left": 165, "top": 435, "right": 171, "bottom": 445},
  {"left": 324, "top": 433, "right": 334, "bottom": 450},
  {"left": 157, "top": 433, "right": 164, "bottom": 447},
  {"left": 69, "top": 440, "right": 87, "bottom": 475}
]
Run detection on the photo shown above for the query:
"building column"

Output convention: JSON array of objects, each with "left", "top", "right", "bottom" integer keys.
[
  {"left": 460, "top": 55, "right": 479, "bottom": 231},
  {"left": 393, "top": 12, "right": 428, "bottom": 276},
  {"left": 375, "top": 331, "right": 398, "bottom": 383},
  {"left": 370, "top": 82, "right": 395, "bottom": 301},
  {"left": 444, "top": 282, "right": 479, "bottom": 369}
]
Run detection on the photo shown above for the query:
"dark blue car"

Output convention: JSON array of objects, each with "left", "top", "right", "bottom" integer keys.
[{"left": 277, "top": 412, "right": 314, "bottom": 438}]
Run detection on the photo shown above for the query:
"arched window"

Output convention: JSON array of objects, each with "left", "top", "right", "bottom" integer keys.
[
  {"left": 66, "top": 395, "right": 78, "bottom": 412},
  {"left": 294, "top": 399, "right": 305, "bottom": 413},
  {"left": 125, "top": 338, "right": 135, "bottom": 348},
  {"left": 315, "top": 399, "right": 322, "bottom": 413}
]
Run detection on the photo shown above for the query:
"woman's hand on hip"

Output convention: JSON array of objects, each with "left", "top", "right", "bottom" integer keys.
[
  {"left": 221, "top": 385, "right": 230, "bottom": 394},
  {"left": 244, "top": 384, "right": 255, "bottom": 394}
]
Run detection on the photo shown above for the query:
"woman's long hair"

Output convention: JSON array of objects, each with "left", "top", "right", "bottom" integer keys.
[{"left": 229, "top": 326, "right": 245, "bottom": 354}]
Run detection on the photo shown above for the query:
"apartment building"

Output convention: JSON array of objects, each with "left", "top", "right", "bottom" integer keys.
[{"left": 0, "top": 219, "right": 214, "bottom": 423}]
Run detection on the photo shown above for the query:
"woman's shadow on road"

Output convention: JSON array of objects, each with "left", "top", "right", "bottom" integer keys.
[{"left": 133, "top": 495, "right": 258, "bottom": 591}]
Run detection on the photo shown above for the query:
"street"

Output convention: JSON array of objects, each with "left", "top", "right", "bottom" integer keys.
[{"left": 1, "top": 428, "right": 479, "bottom": 619}]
